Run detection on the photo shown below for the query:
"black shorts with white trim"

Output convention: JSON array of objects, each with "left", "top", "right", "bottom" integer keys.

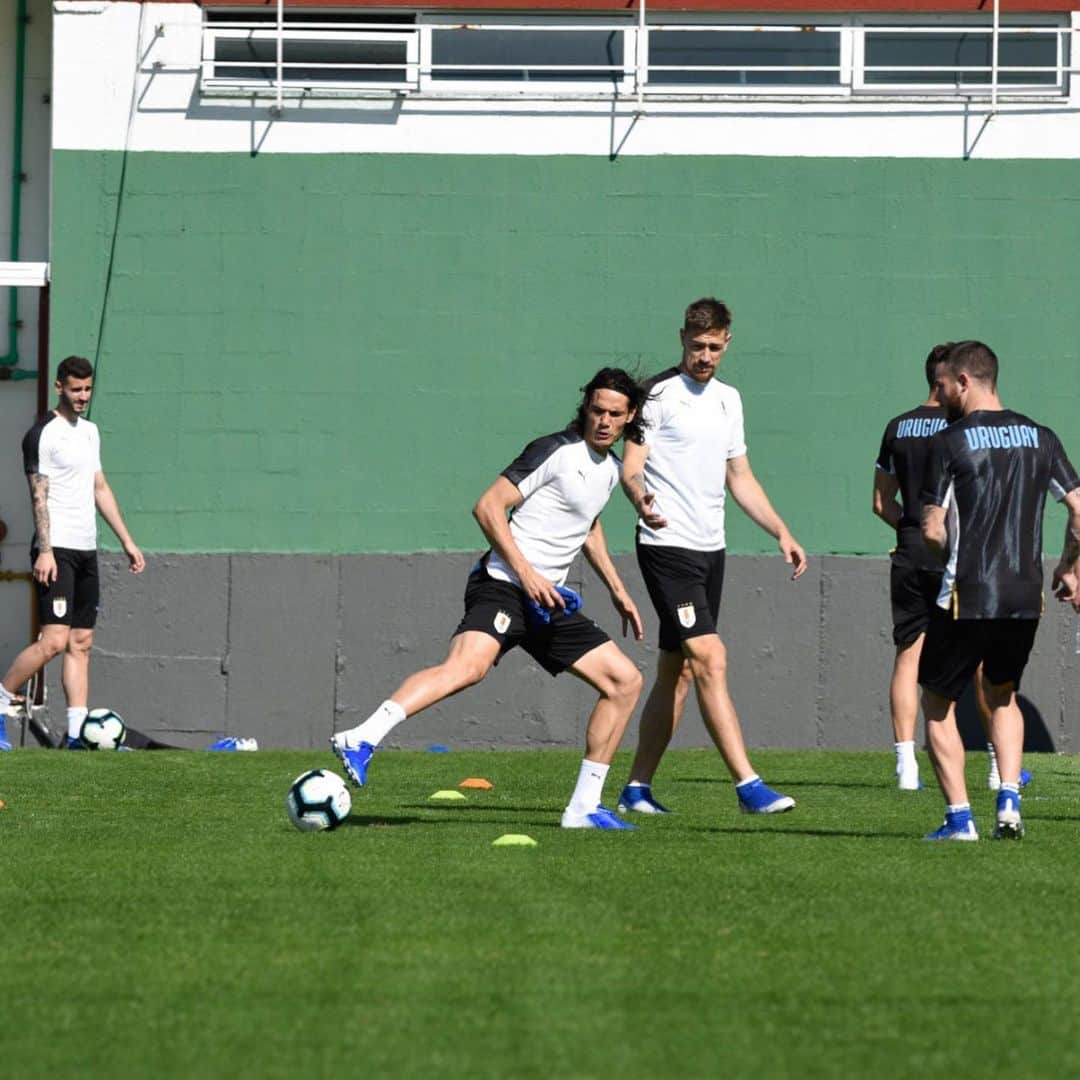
[
  {"left": 636, "top": 540, "right": 725, "bottom": 653},
  {"left": 453, "top": 569, "right": 609, "bottom": 677},
  {"left": 917, "top": 609, "right": 1038, "bottom": 703}
]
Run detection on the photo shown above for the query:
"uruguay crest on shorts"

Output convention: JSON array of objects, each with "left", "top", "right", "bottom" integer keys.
[
  {"left": 677, "top": 602, "right": 696, "bottom": 629},
  {"left": 493, "top": 610, "right": 511, "bottom": 634},
  {"left": 52, "top": 597, "right": 67, "bottom": 618}
]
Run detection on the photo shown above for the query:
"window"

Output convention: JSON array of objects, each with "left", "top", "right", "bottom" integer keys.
[
  {"left": 648, "top": 28, "right": 842, "bottom": 88},
  {"left": 203, "top": 14, "right": 419, "bottom": 92},
  {"left": 430, "top": 28, "right": 624, "bottom": 85},
  {"left": 860, "top": 28, "right": 1064, "bottom": 91},
  {"left": 198, "top": 11, "right": 1071, "bottom": 101}
]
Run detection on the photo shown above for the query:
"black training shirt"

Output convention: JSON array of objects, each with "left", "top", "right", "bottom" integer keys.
[
  {"left": 921, "top": 409, "right": 1080, "bottom": 619},
  {"left": 875, "top": 404, "right": 949, "bottom": 568}
]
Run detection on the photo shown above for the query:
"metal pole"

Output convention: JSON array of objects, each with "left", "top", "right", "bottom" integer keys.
[
  {"left": 991, "top": 0, "right": 1000, "bottom": 113},
  {"left": 276, "top": 0, "right": 284, "bottom": 113},
  {"left": 637, "top": 0, "right": 646, "bottom": 108}
]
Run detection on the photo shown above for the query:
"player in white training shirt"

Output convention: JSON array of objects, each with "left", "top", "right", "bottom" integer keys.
[
  {"left": 0, "top": 356, "right": 144, "bottom": 751},
  {"left": 618, "top": 298, "right": 807, "bottom": 816},
  {"left": 331, "top": 368, "right": 649, "bottom": 830}
]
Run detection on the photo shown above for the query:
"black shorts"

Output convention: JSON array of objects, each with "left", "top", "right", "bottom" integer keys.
[
  {"left": 452, "top": 570, "right": 610, "bottom": 676},
  {"left": 34, "top": 547, "right": 99, "bottom": 629},
  {"left": 636, "top": 541, "right": 725, "bottom": 653},
  {"left": 890, "top": 559, "right": 944, "bottom": 647},
  {"left": 918, "top": 611, "right": 1038, "bottom": 703}
]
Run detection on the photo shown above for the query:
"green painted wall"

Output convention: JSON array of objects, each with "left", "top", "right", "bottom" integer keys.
[{"left": 51, "top": 150, "right": 1080, "bottom": 555}]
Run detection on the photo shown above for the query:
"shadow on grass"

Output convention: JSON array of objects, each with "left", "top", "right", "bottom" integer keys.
[
  {"left": 687, "top": 824, "right": 918, "bottom": 840},
  {"left": 669, "top": 777, "right": 896, "bottom": 791},
  {"left": 399, "top": 802, "right": 554, "bottom": 815},
  {"left": 342, "top": 814, "right": 427, "bottom": 828}
]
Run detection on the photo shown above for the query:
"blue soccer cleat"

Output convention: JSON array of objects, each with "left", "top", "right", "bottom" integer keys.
[
  {"left": 561, "top": 804, "right": 636, "bottom": 829},
  {"left": 924, "top": 811, "right": 979, "bottom": 842},
  {"left": 63, "top": 735, "right": 88, "bottom": 750},
  {"left": 330, "top": 734, "right": 374, "bottom": 787},
  {"left": 0, "top": 715, "right": 12, "bottom": 752},
  {"left": 617, "top": 784, "right": 671, "bottom": 814},
  {"left": 1019, "top": 768, "right": 1032, "bottom": 789},
  {"left": 208, "top": 737, "right": 258, "bottom": 751},
  {"left": 737, "top": 778, "right": 795, "bottom": 814},
  {"left": 993, "top": 789, "right": 1024, "bottom": 841}
]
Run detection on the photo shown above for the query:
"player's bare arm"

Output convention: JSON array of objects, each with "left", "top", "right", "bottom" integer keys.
[
  {"left": 581, "top": 518, "right": 644, "bottom": 641},
  {"left": 1051, "top": 487, "right": 1080, "bottom": 611},
  {"left": 472, "top": 475, "right": 563, "bottom": 610},
  {"left": 620, "top": 440, "right": 667, "bottom": 529},
  {"left": 94, "top": 471, "right": 146, "bottom": 573},
  {"left": 28, "top": 472, "right": 57, "bottom": 585},
  {"left": 921, "top": 502, "right": 948, "bottom": 561},
  {"left": 872, "top": 469, "right": 903, "bottom": 530},
  {"left": 726, "top": 454, "right": 807, "bottom": 579}
]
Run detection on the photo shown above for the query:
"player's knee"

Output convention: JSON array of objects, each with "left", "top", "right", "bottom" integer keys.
[
  {"left": 38, "top": 629, "right": 68, "bottom": 661},
  {"left": 453, "top": 657, "right": 491, "bottom": 689},
  {"left": 687, "top": 639, "right": 727, "bottom": 682},
  {"left": 66, "top": 631, "right": 93, "bottom": 657},
  {"left": 607, "top": 660, "right": 643, "bottom": 704}
]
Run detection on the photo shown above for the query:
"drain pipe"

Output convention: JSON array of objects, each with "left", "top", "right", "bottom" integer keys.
[{"left": 2, "top": 0, "right": 28, "bottom": 370}]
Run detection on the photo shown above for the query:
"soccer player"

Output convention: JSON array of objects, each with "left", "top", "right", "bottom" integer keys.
[
  {"left": 919, "top": 340, "right": 1080, "bottom": 841},
  {"left": 0, "top": 356, "right": 145, "bottom": 751},
  {"left": 616, "top": 298, "right": 806, "bottom": 817},
  {"left": 330, "top": 368, "right": 648, "bottom": 830},
  {"left": 873, "top": 344, "right": 1028, "bottom": 792}
]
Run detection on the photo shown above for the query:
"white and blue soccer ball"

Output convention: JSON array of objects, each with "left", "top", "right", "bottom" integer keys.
[
  {"left": 80, "top": 708, "right": 127, "bottom": 751},
  {"left": 286, "top": 769, "right": 352, "bottom": 832}
]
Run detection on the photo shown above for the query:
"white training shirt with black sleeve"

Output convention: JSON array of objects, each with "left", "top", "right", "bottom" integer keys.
[
  {"left": 482, "top": 428, "right": 621, "bottom": 589},
  {"left": 22, "top": 413, "right": 102, "bottom": 551},
  {"left": 636, "top": 368, "right": 747, "bottom": 551}
]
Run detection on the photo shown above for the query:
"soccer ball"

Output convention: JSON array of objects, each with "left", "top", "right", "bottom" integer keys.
[
  {"left": 80, "top": 708, "right": 126, "bottom": 750},
  {"left": 286, "top": 769, "right": 352, "bottom": 832}
]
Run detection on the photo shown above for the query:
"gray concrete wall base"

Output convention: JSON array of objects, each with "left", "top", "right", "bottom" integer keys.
[{"left": 34, "top": 552, "right": 1080, "bottom": 753}]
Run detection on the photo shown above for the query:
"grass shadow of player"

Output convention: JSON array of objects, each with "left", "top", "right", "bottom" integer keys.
[
  {"left": 954, "top": 684, "right": 1056, "bottom": 753},
  {"left": 342, "top": 814, "right": 427, "bottom": 828},
  {"left": 689, "top": 824, "right": 915, "bottom": 841}
]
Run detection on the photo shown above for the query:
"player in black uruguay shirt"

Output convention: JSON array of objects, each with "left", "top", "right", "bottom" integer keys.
[
  {"left": 874, "top": 344, "right": 1020, "bottom": 793},
  {"left": 873, "top": 344, "right": 952, "bottom": 790},
  {"left": 918, "top": 341, "right": 1080, "bottom": 842}
]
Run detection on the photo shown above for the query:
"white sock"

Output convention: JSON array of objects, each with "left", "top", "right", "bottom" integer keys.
[
  {"left": 67, "top": 707, "right": 88, "bottom": 739},
  {"left": 895, "top": 740, "right": 917, "bottom": 776},
  {"left": 342, "top": 700, "right": 406, "bottom": 749},
  {"left": 735, "top": 774, "right": 760, "bottom": 791},
  {"left": 1000, "top": 782, "right": 1020, "bottom": 796},
  {"left": 568, "top": 759, "right": 609, "bottom": 815},
  {"left": 0, "top": 684, "right": 12, "bottom": 713},
  {"left": 946, "top": 802, "right": 971, "bottom": 815}
]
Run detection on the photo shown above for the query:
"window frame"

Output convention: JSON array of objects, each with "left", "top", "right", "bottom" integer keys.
[{"left": 202, "top": 24, "right": 421, "bottom": 93}]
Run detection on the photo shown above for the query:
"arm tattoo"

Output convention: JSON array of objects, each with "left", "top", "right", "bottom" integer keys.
[{"left": 29, "top": 473, "right": 51, "bottom": 552}]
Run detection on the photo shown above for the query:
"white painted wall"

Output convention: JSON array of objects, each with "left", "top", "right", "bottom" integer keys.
[
  {"left": 52, "top": 1, "right": 1080, "bottom": 159},
  {"left": 0, "top": 0, "right": 50, "bottom": 672}
]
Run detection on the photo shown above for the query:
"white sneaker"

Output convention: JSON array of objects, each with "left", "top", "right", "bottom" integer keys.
[{"left": 897, "top": 773, "right": 922, "bottom": 791}]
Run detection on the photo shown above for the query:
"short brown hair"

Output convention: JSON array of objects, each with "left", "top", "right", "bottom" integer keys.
[
  {"left": 938, "top": 341, "right": 998, "bottom": 389},
  {"left": 924, "top": 342, "right": 955, "bottom": 389},
  {"left": 683, "top": 298, "right": 732, "bottom": 335},
  {"left": 56, "top": 355, "right": 93, "bottom": 383}
]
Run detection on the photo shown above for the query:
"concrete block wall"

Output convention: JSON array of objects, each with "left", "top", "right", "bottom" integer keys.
[{"left": 28, "top": 551, "right": 1080, "bottom": 756}]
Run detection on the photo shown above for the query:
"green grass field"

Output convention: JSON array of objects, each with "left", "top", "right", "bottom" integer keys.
[{"left": 3, "top": 748, "right": 1079, "bottom": 1079}]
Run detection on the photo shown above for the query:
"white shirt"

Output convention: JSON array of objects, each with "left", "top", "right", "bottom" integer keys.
[
  {"left": 484, "top": 429, "right": 620, "bottom": 588},
  {"left": 637, "top": 369, "right": 747, "bottom": 551},
  {"left": 22, "top": 413, "right": 101, "bottom": 551}
]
